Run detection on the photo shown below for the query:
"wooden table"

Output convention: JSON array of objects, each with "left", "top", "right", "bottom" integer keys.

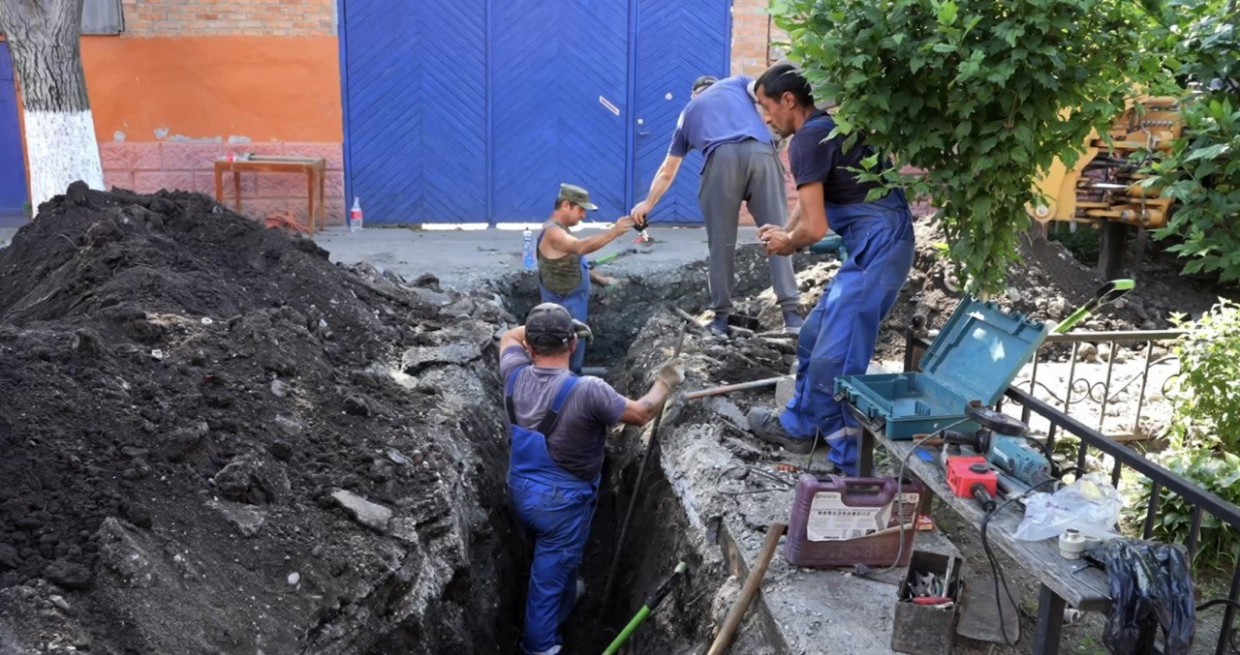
[
  {"left": 853, "top": 407, "right": 1112, "bottom": 655},
  {"left": 213, "top": 156, "right": 326, "bottom": 235}
]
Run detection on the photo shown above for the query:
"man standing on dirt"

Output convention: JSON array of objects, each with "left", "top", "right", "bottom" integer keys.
[
  {"left": 744, "top": 62, "right": 915, "bottom": 475},
  {"left": 500, "top": 303, "right": 684, "bottom": 655},
  {"left": 538, "top": 183, "right": 634, "bottom": 374},
  {"left": 630, "top": 75, "right": 802, "bottom": 337}
]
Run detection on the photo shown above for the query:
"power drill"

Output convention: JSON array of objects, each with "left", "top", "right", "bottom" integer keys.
[{"left": 941, "top": 403, "right": 1057, "bottom": 496}]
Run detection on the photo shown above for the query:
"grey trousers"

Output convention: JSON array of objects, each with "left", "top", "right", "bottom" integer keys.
[{"left": 699, "top": 139, "right": 799, "bottom": 317}]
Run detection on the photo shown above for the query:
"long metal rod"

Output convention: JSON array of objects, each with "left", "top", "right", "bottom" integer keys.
[
  {"left": 602, "top": 324, "right": 688, "bottom": 616},
  {"left": 706, "top": 522, "right": 788, "bottom": 655},
  {"left": 683, "top": 376, "right": 787, "bottom": 401}
]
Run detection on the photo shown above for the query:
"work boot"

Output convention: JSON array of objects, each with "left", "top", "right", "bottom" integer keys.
[
  {"left": 782, "top": 310, "right": 804, "bottom": 336},
  {"left": 746, "top": 408, "right": 814, "bottom": 454},
  {"left": 707, "top": 315, "right": 729, "bottom": 338}
]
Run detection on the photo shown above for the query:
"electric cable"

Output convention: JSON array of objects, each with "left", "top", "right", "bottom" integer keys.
[
  {"left": 982, "top": 477, "right": 1062, "bottom": 645},
  {"left": 1195, "top": 598, "right": 1240, "bottom": 653}
]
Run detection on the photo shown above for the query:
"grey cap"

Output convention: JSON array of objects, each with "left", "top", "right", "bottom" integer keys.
[
  {"left": 525, "top": 303, "right": 576, "bottom": 348},
  {"left": 558, "top": 183, "right": 598, "bottom": 211}
]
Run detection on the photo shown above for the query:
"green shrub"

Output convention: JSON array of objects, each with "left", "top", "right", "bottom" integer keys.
[
  {"left": 1167, "top": 299, "right": 1240, "bottom": 452},
  {"left": 1127, "top": 449, "right": 1240, "bottom": 569},
  {"left": 1139, "top": 0, "right": 1240, "bottom": 282},
  {"left": 1125, "top": 300, "right": 1240, "bottom": 568},
  {"left": 771, "top": 0, "right": 1162, "bottom": 296}
]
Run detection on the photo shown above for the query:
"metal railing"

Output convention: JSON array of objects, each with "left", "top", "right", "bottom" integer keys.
[
  {"left": 905, "top": 330, "right": 1240, "bottom": 655},
  {"left": 1026, "top": 330, "right": 1184, "bottom": 440}
]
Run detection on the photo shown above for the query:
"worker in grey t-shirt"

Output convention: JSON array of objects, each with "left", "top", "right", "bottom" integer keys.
[
  {"left": 500, "top": 303, "right": 683, "bottom": 655},
  {"left": 630, "top": 75, "right": 802, "bottom": 337}
]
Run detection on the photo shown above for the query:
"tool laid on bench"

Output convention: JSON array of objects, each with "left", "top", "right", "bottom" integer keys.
[
  {"left": 945, "top": 453, "right": 999, "bottom": 514},
  {"left": 938, "top": 403, "right": 1057, "bottom": 497}
]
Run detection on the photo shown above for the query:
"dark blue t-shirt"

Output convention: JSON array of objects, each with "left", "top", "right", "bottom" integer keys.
[
  {"left": 669, "top": 75, "right": 773, "bottom": 162},
  {"left": 789, "top": 111, "right": 888, "bottom": 207}
]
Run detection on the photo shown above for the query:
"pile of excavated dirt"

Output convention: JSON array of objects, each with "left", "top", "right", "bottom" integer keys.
[{"left": 0, "top": 184, "right": 523, "bottom": 654}]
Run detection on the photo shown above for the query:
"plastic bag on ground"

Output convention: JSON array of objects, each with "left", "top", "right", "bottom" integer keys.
[
  {"left": 1013, "top": 472, "right": 1122, "bottom": 541},
  {"left": 1085, "top": 539, "right": 1195, "bottom": 655}
]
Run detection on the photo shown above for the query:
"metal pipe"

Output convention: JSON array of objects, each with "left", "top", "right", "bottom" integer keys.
[
  {"left": 707, "top": 522, "right": 788, "bottom": 655},
  {"left": 602, "top": 324, "right": 689, "bottom": 616},
  {"left": 683, "top": 376, "right": 789, "bottom": 401}
]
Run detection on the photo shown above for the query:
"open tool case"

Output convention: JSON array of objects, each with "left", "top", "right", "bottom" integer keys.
[{"left": 836, "top": 298, "right": 1049, "bottom": 440}]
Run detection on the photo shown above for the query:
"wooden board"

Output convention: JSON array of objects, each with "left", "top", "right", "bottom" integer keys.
[{"left": 873, "top": 433, "right": 1111, "bottom": 611}]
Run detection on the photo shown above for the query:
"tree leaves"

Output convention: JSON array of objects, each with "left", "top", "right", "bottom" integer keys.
[{"left": 774, "top": 0, "right": 1157, "bottom": 295}]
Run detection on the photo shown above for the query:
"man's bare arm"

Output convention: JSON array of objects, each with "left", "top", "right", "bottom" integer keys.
[
  {"left": 542, "top": 219, "right": 633, "bottom": 257},
  {"left": 631, "top": 155, "right": 684, "bottom": 224}
]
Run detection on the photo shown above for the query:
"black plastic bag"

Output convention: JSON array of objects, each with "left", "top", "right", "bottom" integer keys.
[{"left": 1085, "top": 539, "right": 1196, "bottom": 654}]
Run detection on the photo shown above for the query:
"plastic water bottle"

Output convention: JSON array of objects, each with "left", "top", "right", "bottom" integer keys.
[
  {"left": 522, "top": 227, "right": 537, "bottom": 271},
  {"left": 349, "top": 197, "right": 363, "bottom": 233}
]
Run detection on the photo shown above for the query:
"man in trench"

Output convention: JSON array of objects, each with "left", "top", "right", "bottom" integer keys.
[
  {"left": 745, "top": 62, "right": 916, "bottom": 474},
  {"left": 537, "top": 183, "right": 634, "bottom": 374},
  {"left": 499, "top": 303, "right": 684, "bottom": 655},
  {"left": 630, "top": 75, "right": 803, "bottom": 337}
]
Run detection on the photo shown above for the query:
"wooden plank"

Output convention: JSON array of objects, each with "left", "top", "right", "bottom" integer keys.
[{"left": 874, "top": 432, "right": 1111, "bottom": 611}]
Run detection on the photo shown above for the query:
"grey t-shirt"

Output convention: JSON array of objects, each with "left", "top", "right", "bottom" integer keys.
[{"left": 501, "top": 346, "right": 627, "bottom": 481}]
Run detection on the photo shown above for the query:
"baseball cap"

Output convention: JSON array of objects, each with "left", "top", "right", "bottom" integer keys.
[
  {"left": 692, "top": 75, "right": 719, "bottom": 95},
  {"left": 525, "top": 303, "right": 576, "bottom": 348},
  {"left": 558, "top": 183, "right": 598, "bottom": 211}
]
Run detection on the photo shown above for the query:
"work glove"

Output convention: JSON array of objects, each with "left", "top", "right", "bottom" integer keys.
[
  {"left": 656, "top": 358, "right": 685, "bottom": 392},
  {"left": 571, "top": 319, "right": 594, "bottom": 344}
]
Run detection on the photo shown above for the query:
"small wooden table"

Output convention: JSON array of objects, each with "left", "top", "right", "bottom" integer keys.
[
  {"left": 214, "top": 156, "right": 326, "bottom": 235},
  {"left": 853, "top": 408, "right": 1112, "bottom": 654}
]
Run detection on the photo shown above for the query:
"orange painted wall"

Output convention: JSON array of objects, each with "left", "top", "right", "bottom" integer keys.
[{"left": 81, "top": 36, "right": 341, "bottom": 143}]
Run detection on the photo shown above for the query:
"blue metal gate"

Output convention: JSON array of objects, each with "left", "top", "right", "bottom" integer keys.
[
  {"left": 630, "top": 0, "right": 731, "bottom": 225},
  {"left": 339, "top": 0, "right": 730, "bottom": 225},
  {"left": 0, "top": 43, "right": 28, "bottom": 223}
]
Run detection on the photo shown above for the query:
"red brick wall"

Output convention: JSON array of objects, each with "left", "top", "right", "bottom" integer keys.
[
  {"left": 101, "top": 142, "right": 345, "bottom": 227},
  {"left": 119, "top": 0, "right": 336, "bottom": 38},
  {"left": 731, "top": 0, "right": 787, "bottom": 77}
]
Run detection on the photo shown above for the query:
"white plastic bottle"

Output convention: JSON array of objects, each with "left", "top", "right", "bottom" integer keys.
[{"left": 350, "top": 197, "right": 364, "bottom": 233}]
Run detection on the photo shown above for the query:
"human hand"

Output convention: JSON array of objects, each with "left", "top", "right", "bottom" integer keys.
[
  {"left": 656, "top": 358, "right": 685, "bottom": 391},
  {"left": 758, "top": 225, "right": 796, "bottom": 256},
  {"left": 570, "top": 319, "right": 594, "bottom": 344},
  {"left": 596, "top": 275, "right": 618, "bottom": 287},
  {"left": 630, "top": 201, "right": 652, "bottom": 228},
  {"left": 612, "top": 216, "right": 635, "bottom": 236}
]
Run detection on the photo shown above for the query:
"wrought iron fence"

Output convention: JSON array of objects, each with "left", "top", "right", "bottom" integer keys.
[{"left": 905, "top": 329, "right": 1240, "bottom": 654}]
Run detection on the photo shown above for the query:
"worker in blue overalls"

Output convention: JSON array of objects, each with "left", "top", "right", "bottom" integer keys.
[
  {"left": 745, "top": 62, "right": 916, "bottom": 475},
  {"left": 500, "top": 303, "right": 684, "bottom": 655},
  {"left": 537, "top": 183, "right": 633, "bottom": 374}
]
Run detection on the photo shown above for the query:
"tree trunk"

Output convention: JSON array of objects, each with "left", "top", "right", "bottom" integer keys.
[{"left": 0, "top": 0, "right": 103, "bottom": 214}]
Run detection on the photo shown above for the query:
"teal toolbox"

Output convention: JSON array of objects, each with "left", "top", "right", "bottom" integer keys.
[{"left": 835, "top": 297, "right": 1050, "bottom": 440}]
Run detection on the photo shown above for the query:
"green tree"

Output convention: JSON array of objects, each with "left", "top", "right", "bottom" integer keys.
[
  {"left": 772, "top": 0, "right": 1162, "bottom": 295},
  {"left": 1140, "top": 0, "right": 1240, "bottom": 282}
]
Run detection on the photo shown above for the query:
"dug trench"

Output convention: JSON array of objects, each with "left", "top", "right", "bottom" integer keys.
[
  {"left": 0, "top": 184, "right": 803, "bottom": 655},
  {"left": 0, "top": 185, "right": 1222, "bottom": 654}
]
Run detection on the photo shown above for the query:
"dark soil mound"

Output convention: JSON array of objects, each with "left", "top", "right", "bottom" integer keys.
[{"left": 0, "top": 184, "right": 521, "bottom": 654}]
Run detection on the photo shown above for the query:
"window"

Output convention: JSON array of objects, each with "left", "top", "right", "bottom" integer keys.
[{"left": 82, "top": 0, "right": 124, "bottom": 36}]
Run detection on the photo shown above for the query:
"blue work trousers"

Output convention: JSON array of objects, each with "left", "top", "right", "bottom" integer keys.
[
  {"left": 510, "top": 476, "right": 596, "bottom": 654},
  {"left": 780, "top": 192, "right": 915, "bottom": 474}
]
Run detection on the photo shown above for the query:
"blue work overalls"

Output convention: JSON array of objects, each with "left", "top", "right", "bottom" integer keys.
[
  {"left": 780, "top": 190, "right": 916, "bottom": 474},
  {"left": 537, "top": 228, "right": 591, "bottom": 375},
  {"left": 506, "top": 368, "right": 597, "bottom": 655}
]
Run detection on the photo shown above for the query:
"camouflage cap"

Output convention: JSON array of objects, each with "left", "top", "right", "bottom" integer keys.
[{"left": 558, "top": 183, "right": 599, "bottom": 211}]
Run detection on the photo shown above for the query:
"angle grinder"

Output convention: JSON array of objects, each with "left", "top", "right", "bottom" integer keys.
[{"left": 940, "top": 403, "right": 1057, "bottom": 496}]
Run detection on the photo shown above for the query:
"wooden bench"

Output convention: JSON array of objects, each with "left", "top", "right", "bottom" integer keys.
[
  {"left": 213, "top": 156, "right": 327, "bottom": 235},
  {"left": 854, "top": 411, "right": 1111, "bottom": 655}
]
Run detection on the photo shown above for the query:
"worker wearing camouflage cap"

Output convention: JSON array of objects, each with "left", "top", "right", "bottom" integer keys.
[{"left": 536, "top": 183, "right": 634, "bottom": 374}]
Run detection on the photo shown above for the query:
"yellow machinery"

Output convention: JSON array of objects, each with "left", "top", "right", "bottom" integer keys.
[{"left": 1028, "top": 97, "right": 1183, "bottom": 228}]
